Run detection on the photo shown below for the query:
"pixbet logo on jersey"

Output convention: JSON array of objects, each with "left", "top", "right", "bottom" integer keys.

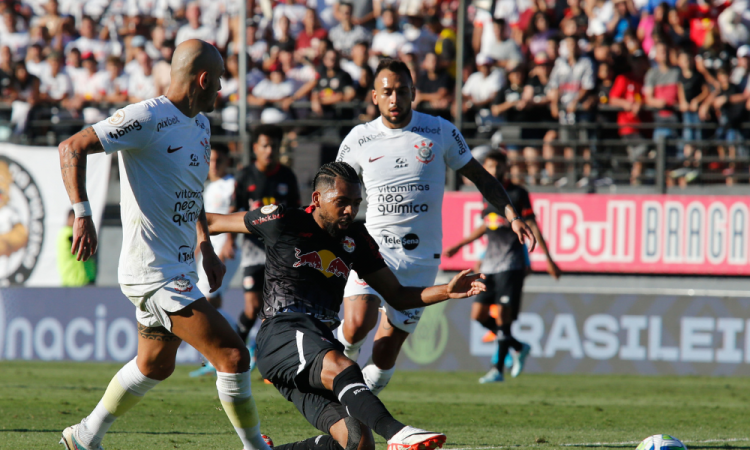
[{"left": 293, "top": 248, "right": 352, "bottom": 278}]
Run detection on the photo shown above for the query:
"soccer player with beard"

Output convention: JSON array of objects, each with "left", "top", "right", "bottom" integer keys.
[
  {"left": 58, "top": 40, "right": 271, "bottom": 450},
  {"left": 335, "top": 59, "right": 536, "bottom": 394},
  {"left": 206, "top": 161, "right": 487, "bottom": 450}
]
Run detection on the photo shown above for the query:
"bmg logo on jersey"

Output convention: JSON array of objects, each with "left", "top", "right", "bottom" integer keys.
[
  {"left": 108, "top": 119, "right": 142, "bottom": 140},
  {"left": 293, "top": 248, "right": 352, "bottom": 279},
  {"left": 451, "top": 129, "right": 468, "bottom": 155}
]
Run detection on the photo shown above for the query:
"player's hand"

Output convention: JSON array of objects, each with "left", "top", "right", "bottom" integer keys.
[
  {"left": 546, "top": 259, "right": 562, "bottom": 279},
  {"left": 218, "top": 237, "right": 236, "bottom": 262},
  {"left": 446, "top": 269, "right": 486, "bottom": 299},
  {"left": 201, "top": 241, "right": 226, "bottom": 293},
  {"left": 71, "top": 216, "right": 98, "bottom": 262},
  {"left": 443, "top": 245, "right": 462, "bottom": 258},
  {"left": 512, "top": 219, "right": 536, "bottom": 252}
]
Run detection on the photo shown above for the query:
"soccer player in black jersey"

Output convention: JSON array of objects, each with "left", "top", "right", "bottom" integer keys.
[
  {"left": 229, "top": 124, "right": 301, "bottom": 365},
  {"left": 444, "top": 151, "right": 561, "bottom": 383},
  {"left": 207, "top": 162, "right": 486, "bottom": 450}
]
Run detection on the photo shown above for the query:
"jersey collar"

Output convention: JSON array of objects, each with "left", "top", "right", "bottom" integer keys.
[{"left": 375, "top": 110, "right": 419, "bottom": 135}]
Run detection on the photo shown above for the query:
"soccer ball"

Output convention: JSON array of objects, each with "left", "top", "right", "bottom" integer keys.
[{"left": 636, "top": 435, "right": 687, "bottom": 450}]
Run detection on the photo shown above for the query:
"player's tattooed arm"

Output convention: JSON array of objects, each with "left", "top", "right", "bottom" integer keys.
[
  {"left": 457, "top": 158, "right": 537, "bottom": 251},
  {"left": 59, "top": 126, "right": 105, "bottom": 261},
  {"left": 137, "top": 323, "right": 181, "bottom": 342},
  {"left": 58, "top": 126, "right": 104, "bottom": 203}
]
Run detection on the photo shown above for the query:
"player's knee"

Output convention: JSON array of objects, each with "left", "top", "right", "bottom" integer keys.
[
  {"left": 138, "top": 358, "right": 175, "bottom": 380},
  {"left": 215, "top": 345, "right": 250, "bottom": 373}
]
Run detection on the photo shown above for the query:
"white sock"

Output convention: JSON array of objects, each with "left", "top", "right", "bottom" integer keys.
[
  {"left": 78, "top": 358, "right": 160, "bottom": 447},
  {"left": 361, "top": 363, "right": 396, "bottom": 396},
  {"left": 338, "top": 321, "right": 367, "bottom": 362},
  {"left": 216, "top": 371, "right": 270, "bottom": 450}
]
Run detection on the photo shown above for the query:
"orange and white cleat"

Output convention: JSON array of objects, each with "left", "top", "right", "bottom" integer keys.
[
  {"left": 262, "top": 434, "right": 274, "bottom": 448},
  {"left": 387, "top": 426, "right": 446, "bottom": 450}
]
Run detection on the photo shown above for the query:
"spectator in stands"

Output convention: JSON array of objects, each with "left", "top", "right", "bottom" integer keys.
[
  {"left": 40, "top": 51, "right": 73, "bottom": 106},
  {"left": 637, "top": 1, "right": 667, "bottom": 56},
  {"left": 666, "top": 7, "right": 689, "bottom": 50},
  {"left": 544, "top": 36, "right": 595, "bottom": 186},
  {"left": 36, "top": 0, "right": 63, "bottom": 40},
  {"left": 175, "top": 2, "right": 216, "bottom": 45},
  {"left": 695, "top": 26, "right": 733, "bottom": 85},
  {"left": 586, "top": 0, "right": 615, "bottom": 40},
  {"left": 519, "top": 52, "right": 554, "bottom": 185},
  {"left": 248, "top": 67, "right": 296, "bottom": 122},
  {"left": 644, "top": 42, "right": 680, "bottom": 145},
  {"left": 491, "top": 64, "right": 527, "bottom": 180},
  {"left": 0, "top": 45, "right": 12, "bottom": 77},
  {"left": 340, "top": 40, "right": 374, "bottom": 101},
  {"left": 272, "top": 0, "right": 308, "bottom": 41},
  {"left": 296, "top": 7, "right": 328, "bottom": 62},
  {"left": 7, "top": 61, "right": 40, "bottom": 134},
  {"left": 124, "top": 35, "right": 147, "bottom": 75},
  {"left": 24, "top": 43, "right": 47, "bottom": 78},
  {"left": 609, "top": 51, "right": 649, "bottom": 185},
  {"left": 675, "top": 48, "right": 709, "bottom": 184},
  {"left": 127, "top": 50, "right": 155, "bottom": 103},
  {"left": 2, "top": 10, "right": 29, "bottom": 62},
  {"left": 415, "top": 51, "right": 452, "bottom": 111},
  {"left": 402, "top": 15, "right": 438, "bottom": 62},
  {"left": 486, "top": 19, "right": 522, "bottom": 69},
  {"left": 731, "top": 45, "right": 750, "bottom": 86},
  {"left": 712, "top": 66, "right": 749, "bottom": 185},
  {"left": 591, "top": 61, "right": 618, "bottom": 168},
  {"left": 371, "top": 8, "right": 406, "bottom": 59},
  {"left": 561, "top": 0, "right": 589, "bottom": 38},
  {"left": 64, "top": 16, "right": 111, "bottom": 63},
  {"left": 152, "top": 39, "right": 174, "bottom": 96},
  {"left": 329, "top": 2, "right": 371, "bottom": 58},
  {"left": 609, "top": 0, "right": 639, "bottom": 42},
  {"left": 95, "top": 56, "right": 129, "bottom": 103},
  {"left": 69, "top": 53, "right": 100, "bottom": 111},
  {"left": 51, "top": 16, "right": 76, "bottom": 54},
  {"left": 272, "top": 15, "right": 297, "bottom": 53},
  {"left": 460, "top": 54, "right": 504, "bottom": 134},
  {"left": 311, "top": 48, "right": 355, "bottom": 118},
  {"left": 526, "top": 12, "right": 556, "bottom": 59}
]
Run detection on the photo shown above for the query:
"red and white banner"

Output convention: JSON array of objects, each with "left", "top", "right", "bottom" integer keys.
[{"left": 441, "top": 192, "right": 750, "bottom": 275}]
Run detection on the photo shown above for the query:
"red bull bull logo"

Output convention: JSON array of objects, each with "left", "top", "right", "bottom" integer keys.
[
  {"left": 342, "top": 236, "right": 356, "bottom": 253},
  {"left": 484, "top": 212, "right": 506, "bottom": 230},
  {"left": 293, "top": 248, "right": 352, "bottom": 279}
]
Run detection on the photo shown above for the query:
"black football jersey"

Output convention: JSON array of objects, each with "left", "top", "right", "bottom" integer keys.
[
  {"left": 235, "top": 163, "right": 302, "bottom": 265},
  {"left": 480, "top": 182, "right": 534, "bottom": 274},
  {"left": 244, "top": 204, "right": 387, "bottom": 323}
]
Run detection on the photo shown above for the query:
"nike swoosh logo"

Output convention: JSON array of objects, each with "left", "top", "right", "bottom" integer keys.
[
  {"left": 369, "top": 156, "right": 384, "bottom": 163},
  {"left": 167, "top": 146, "right": 183, "bottom": 153}
]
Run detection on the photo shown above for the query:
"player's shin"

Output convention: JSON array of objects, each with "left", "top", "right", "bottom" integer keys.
[
  {"left": 338, "top": 324, "right": 366, "bottom": 361},
  {"left": 78, "top": 358, "right": 161, "bottom": 448},
  {"left": 361, "top": 363, "right": 395, "bottom": 395},
  {"left": 216, "top": 371, "right": 271, "bottom": 450},
  {"left": 332, "top": 365, "right": 405, "bottom": 441}
]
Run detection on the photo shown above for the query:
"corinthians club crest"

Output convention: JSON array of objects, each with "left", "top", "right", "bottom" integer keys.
[{"left": 415, "top": 141, "right": 435, "bottom": 164}]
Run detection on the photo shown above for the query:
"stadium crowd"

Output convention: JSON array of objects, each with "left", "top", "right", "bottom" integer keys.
[{"left": 1, "top": 0, "right": 750, "bottom": 185}]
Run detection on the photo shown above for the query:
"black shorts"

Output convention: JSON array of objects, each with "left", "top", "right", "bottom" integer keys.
[
  {"left": 256, "top": 313, "right": 348, "bottom": 433},
  {"left": 242, "top": 265, "right": 265, "bottom": 292},
  {"left": 474, "top": 270, "right": 525, "bottom": 320}
]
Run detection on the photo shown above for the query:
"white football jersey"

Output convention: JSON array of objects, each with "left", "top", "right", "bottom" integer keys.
[
  {"left": 203, "top": 174, "right": 239, "bottom": 252},
  {"left": 93, "top": 96, "right": 211, "bottom": 284},
  {"left": 336, "top": 111, "right": 472, "bottom": 265}
]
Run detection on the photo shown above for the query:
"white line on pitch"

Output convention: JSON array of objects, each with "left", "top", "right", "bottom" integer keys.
[{"left": 561, "top": 438, "right": 750, "bottom": 447}]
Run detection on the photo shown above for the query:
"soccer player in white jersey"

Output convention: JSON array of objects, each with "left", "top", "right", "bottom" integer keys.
[
  {"left": 336, "top": 59, "right": 537, "bottom": 394},
  {"left": 191, "top": 143, "right": 243, "bottom": 377},
  {"left": 57, "top": 40, "right": 271, "bottom": 450}
]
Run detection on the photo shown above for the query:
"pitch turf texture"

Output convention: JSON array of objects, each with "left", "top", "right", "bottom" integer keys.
[{"left": 1, "top": 362, "right": 748, "bottom": 450}]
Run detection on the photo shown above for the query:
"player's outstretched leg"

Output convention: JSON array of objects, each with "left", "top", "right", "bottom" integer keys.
[
  {"left": 60, "top": 324, "right": 181, "bottom": 450},
  {"left": 340, "top": 294, "right": 381, "bottom": 361}
]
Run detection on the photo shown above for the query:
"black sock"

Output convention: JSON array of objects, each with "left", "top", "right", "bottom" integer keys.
[
  {"left": 332, "top": 365, "right": 405, "bottom": 441},
  {"left": 274, "top": 435, "right": 342, "bottom": 450},
  {"left": 495, "top": 333, "right": 510, "bottom": 372},
  {"left": 477, "top": 317, "right": 498, "bottom": 334},
  {"left": 237, "top": 312, "right": 256, "bottom": 344},
  {"left": 501, "top": 324, "right": 522, "bottom": 352}
]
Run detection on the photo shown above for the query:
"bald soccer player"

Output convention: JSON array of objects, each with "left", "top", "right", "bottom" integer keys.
[{"left": 58, "top": 40, "right": 271, "bottom": 450}]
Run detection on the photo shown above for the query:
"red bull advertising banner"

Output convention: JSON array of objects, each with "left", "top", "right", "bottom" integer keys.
[{"left": 442, "top": 193, "right": 750, "bottom": 275}]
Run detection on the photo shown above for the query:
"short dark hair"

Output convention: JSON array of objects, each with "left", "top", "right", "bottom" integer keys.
[
  {"left": 313, "top": 162, "right": 360, "bottom": 191},
  {"left": 484, "top": 150, "right": 508, "bottom": 165},
  {"left": 252, "top": 124, "right": 283, "bottom": 144},
  {"left": 374, "top": 58, "right": 412, "bottom": 81},
  {"left": 211, "top": 142, "right": 230, "bottom": 158}
]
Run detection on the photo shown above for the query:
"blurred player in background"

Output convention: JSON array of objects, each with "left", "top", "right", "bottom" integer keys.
[
  {"left": 191, "top": 143, "right": 242, "bottom": 377},
  {"left": 336, "top": 59, "right": 536, "bottom": 394},
  {"left": 232, "top": 124, "right": 301, "bottom": 368},
  {"left": 444, "top": 150, "right": 561, "bottom": 383}
]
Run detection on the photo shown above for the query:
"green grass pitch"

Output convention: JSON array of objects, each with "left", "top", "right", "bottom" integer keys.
[{"left": 1, "top": 361, "right": 748, "bottom": 450}]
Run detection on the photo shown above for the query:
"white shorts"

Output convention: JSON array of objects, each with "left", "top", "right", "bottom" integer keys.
[
  {"left": 343, "top": 260, "right": 439, "bottom": 334},
  {"left": 197, "top": 253, "right": 241, "bottom": 299},
  {"left": 121, "top": 272, "right": 204, "bottom": 332}
]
